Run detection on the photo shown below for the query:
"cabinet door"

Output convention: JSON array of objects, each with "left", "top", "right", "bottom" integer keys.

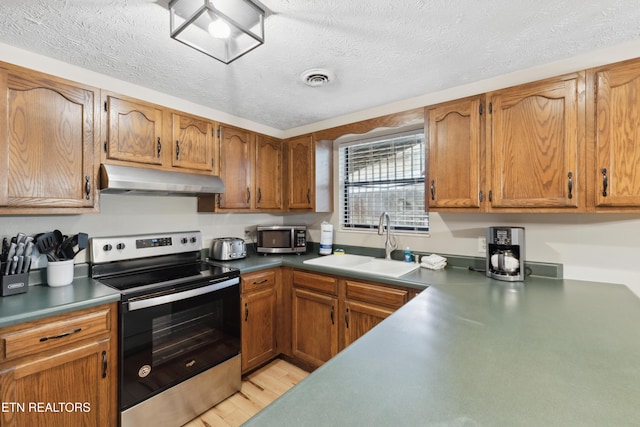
[
  {"left": 255, "top": 135, "right": 283, "bottom": 210},
  {"left": 286, "top": 136, "right": 314, "bottom": 210},
  {"left": 241, "top": 287, "right": 277, "bottom": 372},
  {"left": 0, "top": 68, "right": 97, "bottom": 209},
  {"left": 105, "top": 95, "right": 164, "bottom": 166},
  {"left": 593, "top": 60, "right": 640, "bottom": 207},
  {"left": 488, "top": 73, "right": 584, "bottom": 209},
  {"left": 0, "top": 339, "right": 115, "bottom": 427},
  {"left": 426, "top": 96, "right": 483, "bottom": 209},
  {"left": 171, "top": 113, "right": 214, "bottom": 172},
  {"left": 291, "top": 288, "right": 338, "bottom": 369},
  {"left": 218, "top": 125, "right": 254, "bottom": 209},
  {"left": 344, "top": 300, "right": 394, "bottom": 348}
]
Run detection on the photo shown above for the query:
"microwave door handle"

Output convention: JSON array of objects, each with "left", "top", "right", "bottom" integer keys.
[{"left": 127, "top": 277, "right": 239, "bottom": 311}]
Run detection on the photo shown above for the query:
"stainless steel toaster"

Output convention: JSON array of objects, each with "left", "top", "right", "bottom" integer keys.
[{"left": 210, "top": 237, "right": 246, "bottom": 261}]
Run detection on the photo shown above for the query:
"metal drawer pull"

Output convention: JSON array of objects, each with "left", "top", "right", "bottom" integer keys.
[
  {"left": 244, "top": 303, "right": 249, "bottom": 321},
  {"left": 253, "top": 279, "right": 268, "bottom": 285},
  {"left": 40, "top": 327, "right": 82, "bottom": 342},
  {"left": 330, "top": 305, "right": 335, "bottom": 325},
  {"left": 430, "top": 180, "right": 435, "bottom": 200},
  {"left": 345, "top": 308, "right": 349, "bottom": 328},
  {"left": 567, "top": 172, "right": 573, "bottom": 199}
]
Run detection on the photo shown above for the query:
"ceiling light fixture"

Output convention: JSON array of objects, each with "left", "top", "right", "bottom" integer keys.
[{"left": 169, "top": 0, "right": 265, "bottom": 64}]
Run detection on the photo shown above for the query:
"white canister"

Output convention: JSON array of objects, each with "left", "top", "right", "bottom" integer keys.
[
  {"left": 47, "top": 259, "right": 75, "bottom": 287},
  {"left": 319, "top": 222, "right": 333, "bottom": 255}
]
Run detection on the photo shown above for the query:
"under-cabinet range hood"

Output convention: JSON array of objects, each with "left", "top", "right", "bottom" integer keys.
[{"left": 99, "top": 164, "right": 225, "bottom": 196}]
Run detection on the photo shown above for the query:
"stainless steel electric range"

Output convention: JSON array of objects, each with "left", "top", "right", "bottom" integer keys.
[{"left": 90, "top": 231, "right": 241, "bottom": 427}]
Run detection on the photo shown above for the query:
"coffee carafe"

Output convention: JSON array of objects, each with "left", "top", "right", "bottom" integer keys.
[{"left": 486, "top": 227, "right": 525, "bottom": 281}]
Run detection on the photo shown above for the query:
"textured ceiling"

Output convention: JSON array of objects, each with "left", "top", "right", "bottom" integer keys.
[{"left": 1, "top": 1, "right": 640, "bottom": 131}]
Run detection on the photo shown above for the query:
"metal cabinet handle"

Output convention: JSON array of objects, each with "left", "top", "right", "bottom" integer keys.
[
  {"left": 307, "top": 189, "right": 311, "bottom": 204},
  {"left": 479, "top": 190, "right": 484, "bottom": 202},
  {"left": 345, "top": 308, "right": 349, "bottom": 328},
  {"left": 253, "top": 279, "right": 268, "bottom": 285},
  {"left": 244, "top": 302, "right": 249, "bottom": 321},
  {"left": 247, "top": 187, "right": 251, "bottom": 203},
  {"left": 430, "top": 180, "right": 435, "bottom": 200},
  {"left": 157, "top": 137, "right": 162, "bottom": 157},
  {"left": 257, "top": 188, "right": 262, "bottom": 203},
  {"left": 567, "top": 172, "right": 573, "bottom": 199},
  {"left": 175, "top": 140, "right": 180, "bottom": 160},
  {"left": 84, "top": 176, "right": 91, "bottom": 200},
  {"left": 40, "top": 327, "right": 82, "bottom": 342},
  {"left": 102, "top": 350, "right": 108, "bottom": 378},
  {"left": 601, "top": 168, "right": 608, "bottom": 197},
  {"left": 330, "top": 305, "right": 335, "bottom": 325},
  {"left": 489, "top": 190, "right": 493, "bottom": 202}
]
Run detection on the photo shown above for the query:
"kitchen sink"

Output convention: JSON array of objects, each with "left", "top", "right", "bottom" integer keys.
[
  {"left": 303, "top": 254, "right": 374, "bottom": 268},
  {"left": 303, "top": 254, "right": 419, "bottom": 278}
]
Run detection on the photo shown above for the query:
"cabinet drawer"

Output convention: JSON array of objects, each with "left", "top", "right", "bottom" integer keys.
[
  {"left": 241, "top": 269, "right": 277, "bottom": 293},
  {"left": 345, "top": 280, "right": 408, "bottom": 309},
  {"left": 0, "top": 307, "right": 111, "bottom": 362},
  {"left": 292, "top": 270, "right": 338, "bottom": 295}
]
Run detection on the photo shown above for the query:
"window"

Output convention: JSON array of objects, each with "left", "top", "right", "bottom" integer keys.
[{"left": 339, "top": 127, "right": 428, "bottom": 233}]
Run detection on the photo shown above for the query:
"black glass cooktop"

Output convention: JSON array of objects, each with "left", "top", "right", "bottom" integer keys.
[{"left": 97, "top": 262, "right": 239, "bottom": 292}]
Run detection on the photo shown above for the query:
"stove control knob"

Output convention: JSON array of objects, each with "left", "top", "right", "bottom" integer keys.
[
  {"left": 190, "top": 237, "right": 197, "bottom": 244},
  {"left": 181, "top": 237, "right": 188, "bottom": 244},
  {"left": 103, "top": 244, "right": 112, "bottom": 252},
  {"left": 116, "top": 243, "right": 126, "bottom": 250}
]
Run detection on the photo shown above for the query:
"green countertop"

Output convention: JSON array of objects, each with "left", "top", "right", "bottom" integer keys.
[
  {"left": 236, "top": 255, "right": 640, "bottom": 426},
  {"left": 0, "top": 273, "right": 121, "bottom": 328}
]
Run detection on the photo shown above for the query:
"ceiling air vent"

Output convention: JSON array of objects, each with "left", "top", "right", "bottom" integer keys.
[{"left": 300, "top": 69, "right": 334, "bottom": 87}]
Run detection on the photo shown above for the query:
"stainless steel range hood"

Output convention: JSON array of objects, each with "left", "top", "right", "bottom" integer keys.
[{"left": 99, "top": 164, "right": 225, "bottom": 196}]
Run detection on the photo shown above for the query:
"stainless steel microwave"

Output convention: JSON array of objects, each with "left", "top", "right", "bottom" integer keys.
[{"left": 256, "top": 225, "right": 307, "bottom": 254}]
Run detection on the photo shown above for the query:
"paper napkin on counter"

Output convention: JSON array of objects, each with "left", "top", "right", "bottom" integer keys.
[{"left": 420, "top": 254, "right": 447, "bottom": 270}]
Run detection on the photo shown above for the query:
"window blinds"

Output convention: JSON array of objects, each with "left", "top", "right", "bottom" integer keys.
[{"left": 339, "top": 129, "right": 428, "bottom": 232}]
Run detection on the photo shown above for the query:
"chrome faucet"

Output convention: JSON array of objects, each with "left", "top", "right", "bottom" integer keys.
[{"left": 378, "top": 212, "right": 397, "bottom": 260}]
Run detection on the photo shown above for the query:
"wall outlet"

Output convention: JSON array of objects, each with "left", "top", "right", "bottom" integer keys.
[{"left": 477, "top": 237, "right": 487, "bottom": 253}]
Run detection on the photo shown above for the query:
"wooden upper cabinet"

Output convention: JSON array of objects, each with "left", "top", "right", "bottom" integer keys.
[
  {"left": 488, "top": 72, "right": 585, "bottom": 210},
  {"left": 218, "top": 125, "right": 254, "bottom": 210},
  {"left": 170, "top": 112, "right": 214, "bottom": 172},
  {"left": 0, "top": 66, "right": 98, "bottom": 211},
  {"left": 591, "top": 59, "right": 640, "bottom": 208},
  {"left": 426, "top": 96, "right": 484, "bottom": 210},
  {"left": 104, "top": 94, "right": 164, "bottom": 166},
  {"left": 286, "top": 135, "right": 315, "bottom": 210},
  {"left": 255, "top": 134, "right": 283, "bottom": 210}
]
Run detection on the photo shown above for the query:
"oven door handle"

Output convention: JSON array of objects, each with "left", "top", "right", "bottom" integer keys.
[{"left": 127, "top": 277, "right": 239, "bottom": 311}]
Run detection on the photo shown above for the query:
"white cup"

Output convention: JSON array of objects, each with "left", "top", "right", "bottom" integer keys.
[{"left": 47, "top": 259, "right": 75, "bottom": 287}]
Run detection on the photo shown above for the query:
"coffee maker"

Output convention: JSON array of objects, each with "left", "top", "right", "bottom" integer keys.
[{"left": 486, "top": 226, "right": 525, "bottom": 281}]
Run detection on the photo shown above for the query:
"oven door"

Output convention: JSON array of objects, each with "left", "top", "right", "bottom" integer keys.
[{"left": 119, "top": 277, "right": 240, "bottom": 411}]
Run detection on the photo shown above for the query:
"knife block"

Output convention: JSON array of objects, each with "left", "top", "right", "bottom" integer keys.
[{"left": 1, "top": 272, "right": 29, "bottom": 296}]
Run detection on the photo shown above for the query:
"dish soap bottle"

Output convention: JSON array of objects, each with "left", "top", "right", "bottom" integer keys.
[{"left": 404, "top": 247, "right": 412, "bottom": 263}]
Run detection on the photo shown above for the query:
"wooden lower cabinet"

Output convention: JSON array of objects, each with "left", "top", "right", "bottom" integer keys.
[
  {"left": 241, "top": 269, "right": 279, "bottom": 373},
  {"left": 291, "top": 271, "right": 339, "bottom": 369},
  {"left": 0, "top": 303, "right": 117, "bottom": 427},
  {"left": 289, "top": 270, "right": 416, "bottom": 370},
  {"left": 343, "top": 279, "right": 409, "bottom": 348}
]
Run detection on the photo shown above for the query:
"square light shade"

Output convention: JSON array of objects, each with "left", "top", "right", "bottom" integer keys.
[{"left": 169, "top": 0, "right": 265, "bottom": 64}]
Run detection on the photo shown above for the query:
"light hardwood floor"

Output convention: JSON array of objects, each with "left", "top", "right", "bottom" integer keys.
[{"left": 182, "top": 359, "right": 309, "bottom": 427}]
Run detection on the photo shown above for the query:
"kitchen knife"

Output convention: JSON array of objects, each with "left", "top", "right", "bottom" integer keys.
[
  {"left": 4, "top": 243, "right": 16, "bottom": 275},
  {"left": 1, "top": 237, "right": 8, "bottom": 261},
  {"left": 9, "top": 255, "right": 18, "bottom": 275},
  {"left": 16, "top": 256, "right": 24, "bottom": 274},
  {"left": 22, "top": 241, "right": 34, "bottom": 273}
]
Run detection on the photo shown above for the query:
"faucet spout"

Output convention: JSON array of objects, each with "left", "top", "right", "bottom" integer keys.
[{"left": 378, "top": 212, "right": 397, "bottom": 260}]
